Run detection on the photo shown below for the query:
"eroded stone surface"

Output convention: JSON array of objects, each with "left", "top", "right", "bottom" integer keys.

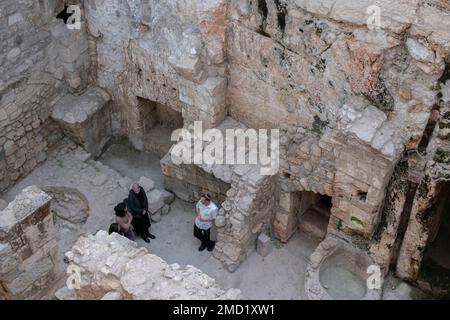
[
  {"left": 62, "top": 231, "right": 242, "bottom": 300},
  {"left": 2, "top": 0, "right": 450, "bottom": 300},
  {"left": 0, "top": 186, "right": 60, "bottom": 299}
]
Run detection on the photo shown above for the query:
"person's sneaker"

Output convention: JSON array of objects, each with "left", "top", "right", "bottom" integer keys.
[
  {"left": 198, "top": 245, "right": 207, "bottom": 252},
  {"left": 142, "top": 236, "right": 150, "bottom": 243},
  {"left": 148, "top": 233, "right": 156, "bottom": 240},
  {"left": 207, "top": 242, "right": 216, "bottom": 252}
]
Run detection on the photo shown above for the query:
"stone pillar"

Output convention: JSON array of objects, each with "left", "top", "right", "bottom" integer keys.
[
  {"left": 0, "top": 186, "right": 60, "bottom": 299},
  {"left": 272, "top": 192, "right": 300, "bottom": 243},
  {"left": 396, "top": 177, "right": 438, "bottom": 281},
  {"left": 368, "top": 163, "right": 410, "bottom": 273}
]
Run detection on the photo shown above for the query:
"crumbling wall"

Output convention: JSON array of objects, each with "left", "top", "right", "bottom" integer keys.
[
  {"left": 0, "top": 0, "right": 91, "bottom": 192},
  {"left": 82, "top": 0, "right": 450, "bottom": 248},
  {"left": 0, "top": 186, "right": 60, "bottom": 299},
  {"left": 83, "top": 0, "right": 228, "bottom": 150},
  {"left": 226, "top": 0, "right": 450, "bottom": 248},
  {"left": 161, "top": 118, "right": 277, "bottom": 271},
  {"left": 59, "top": 231, "right": 241, "bottom": 300},
  {"left": 396, "top": 94, "right": 450, "bottom": 281}
]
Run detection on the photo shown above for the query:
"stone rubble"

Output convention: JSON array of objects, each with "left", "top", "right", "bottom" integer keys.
[
  {"left": 58, "top": 231, "right": 242, "bottom": 300},
  {"left": 1, "top": 0, "right": 450, "bottom": 299}
]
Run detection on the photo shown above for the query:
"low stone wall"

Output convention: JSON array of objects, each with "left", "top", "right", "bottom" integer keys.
[
  {"left": 161, "top": 118, "right": 277, "bottom": 272},
  {"left": 58, "top": 231, "right": 242, "bottom": 300},
  {"left": 305, "top": 236, "right": 382, "bottom": 300},
  {"left": 0, "top": 186, "right": 60, "bottom": 299},
  {"left": 161, "top": 156, "right": 231, "bottom": 203}
]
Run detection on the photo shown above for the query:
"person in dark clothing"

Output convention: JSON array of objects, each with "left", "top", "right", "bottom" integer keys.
[
  {"left": 108, "top": 223, "right": 121, "bottom": 236},
  {"left": 126, "top": 183, "right": 156, "bottom": 243}
]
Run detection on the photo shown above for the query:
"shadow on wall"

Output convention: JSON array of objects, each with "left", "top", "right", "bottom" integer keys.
[{"left": 418, "top": 182, "right": 450, "bottom": 298}]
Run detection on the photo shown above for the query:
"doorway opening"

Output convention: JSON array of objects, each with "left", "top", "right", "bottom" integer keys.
[
  {"left": 137, "top": 97, "right": 183, "bottom": 158},
  {"left": 297, "top": 192, "right": 332, "bottom": 241}
]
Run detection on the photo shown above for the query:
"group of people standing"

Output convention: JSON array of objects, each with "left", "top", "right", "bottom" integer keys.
[
  {"left": 109, "top": 183, "right": 156, "bottom": 243},
  {"left": 109, "top": 183, "right": 219, "bottom": 252}
]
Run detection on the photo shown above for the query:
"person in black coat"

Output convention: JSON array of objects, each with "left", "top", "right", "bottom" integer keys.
[{"left": 126, "top": 183, "right": 156, "bottom": 243}]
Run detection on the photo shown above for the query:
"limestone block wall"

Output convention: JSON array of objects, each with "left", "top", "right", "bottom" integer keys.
[
  {"left": 271, "top": 191, "right": 303, "bottom": 243},
  {"left": 161, "top": 156, "right": 232, "bottom": 203},
  {"left": 225, "top": 0, "right": 449, "bottom": 244},
  {"left": 277, "top": 128, "right": 396, "bottom": 243},
  {"left": 396, "top": 98, "right": 450, "bottom": 281},
  {"left": 51, "top": 87, "right": 112, "bottom": 157},
  {"left": 83, "top": 0, "right": 228, "bottom": 151},
  {"left": 161, "top": 118, "right": 278, "bottom": 271},
  {"left": 214, "top": 167, "right": 276, "bottom": 271},
  {"left": 227, "top": 0, "right": 446, "bottom": 133},
  {"left": 0, "top": 186, "right": 60, "bottom": 299},
  {"left": 0, "top": 0, "right": 91, "bottom": 192},
  {"left": 61, "top": 231, "right": 241, "bottom": 300}
]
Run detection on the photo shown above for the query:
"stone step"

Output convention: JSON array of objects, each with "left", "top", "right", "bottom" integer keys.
[{"left": 298, "top": 208, "right": 329, "bottom": 240}]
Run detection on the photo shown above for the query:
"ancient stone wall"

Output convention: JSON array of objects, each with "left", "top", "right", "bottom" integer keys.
[
  {"left": 227, "top": 0, "right": 449, "bottom": 244},
  {"left": 396, "top": 94, "right": 450, "bottom": 281},
  {"left": 80, "top": 1, "right": 449, "bottom": 246},
  {"left": 58, "top": 231, "right": 241, "bottom": 300},
  {"left": 0, "top": 0, "right": 91, "bottom": 192},
  {"left": 161, "top": 118, "right": 278, "bottom": 271},
  {"left": 82, "top": 0, "right": 228, "bottom": 151},
  {"left": 2, "top": 0, "right": 450, "bottom": 282},
  {"left": 0, "top": 186, "right": 60, "bottom": 299},
  {"left": 51, "top": 87, "right": 112, "bottom": 158}
]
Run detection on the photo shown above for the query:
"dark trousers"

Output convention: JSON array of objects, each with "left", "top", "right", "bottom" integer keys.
[
  {"left": 121, "top": 229, "right": 135, "bottom": 241},
  {"left": 194, "top": 224, "right": 214, "bottom": 248},
  {"left": 132, "top": 213, "right": 151, "bottom": 237}
]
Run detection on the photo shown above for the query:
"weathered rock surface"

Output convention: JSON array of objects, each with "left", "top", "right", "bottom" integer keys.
[
  {"left": 0, "top": 186, "right": 60, "bottom": 299},
  {"left": 51, "top": 87, "right": 112, "bottom": 157},
  {"left": 61, "top": 231, "right": 242, "bottom": 300}
]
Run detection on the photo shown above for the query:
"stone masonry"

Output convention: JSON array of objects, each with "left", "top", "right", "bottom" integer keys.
[
  {"left": 0, "top": 0, "right": 91, "bottom": 192},
  {"left": 57, "top": 231, "right": 242, "bottom": 300},
  {"left": 1, "top": 0, "right": 450, "bottom": 299},
  {"left": 0, "top": 186, "right": 60, "bottom": 299}
]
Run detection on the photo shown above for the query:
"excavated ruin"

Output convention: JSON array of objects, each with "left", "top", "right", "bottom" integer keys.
[{"left": 1, "top": 0, "right": 450, "bottom": 300}]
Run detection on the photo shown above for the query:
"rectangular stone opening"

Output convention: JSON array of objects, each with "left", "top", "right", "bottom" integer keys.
[
  {"left": 272, "top": 191, "right": 333, "bottom": 244},
  {"left": 419, "top": 182, "right": 450, "bottom": 295},
  {"left": 162, "top": 161, "right": 231, "bottom": 204},
  {"left": 137, "top": 97, "right": 184, "bottom": 158},
  {"left": 297, "top": 192, "right": 332, "bottom": 241}
]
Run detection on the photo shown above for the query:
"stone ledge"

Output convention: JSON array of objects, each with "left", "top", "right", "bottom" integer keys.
[
  {"left": 51, "top": 87, "right": 111, "bottom": 125},
  {"left": 62, "top": 231, "right": 242, "bottom": 300},
  {"left": 0, "top": 186, "right": 52, "bottom": 238}
]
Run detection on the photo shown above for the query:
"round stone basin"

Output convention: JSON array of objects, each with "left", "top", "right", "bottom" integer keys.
[
  {"left": 319, "top": 248, "right": 368, "bottom": 300},
  {"left": 305, "top": 237, "right": 382, "bottom": 300}
]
